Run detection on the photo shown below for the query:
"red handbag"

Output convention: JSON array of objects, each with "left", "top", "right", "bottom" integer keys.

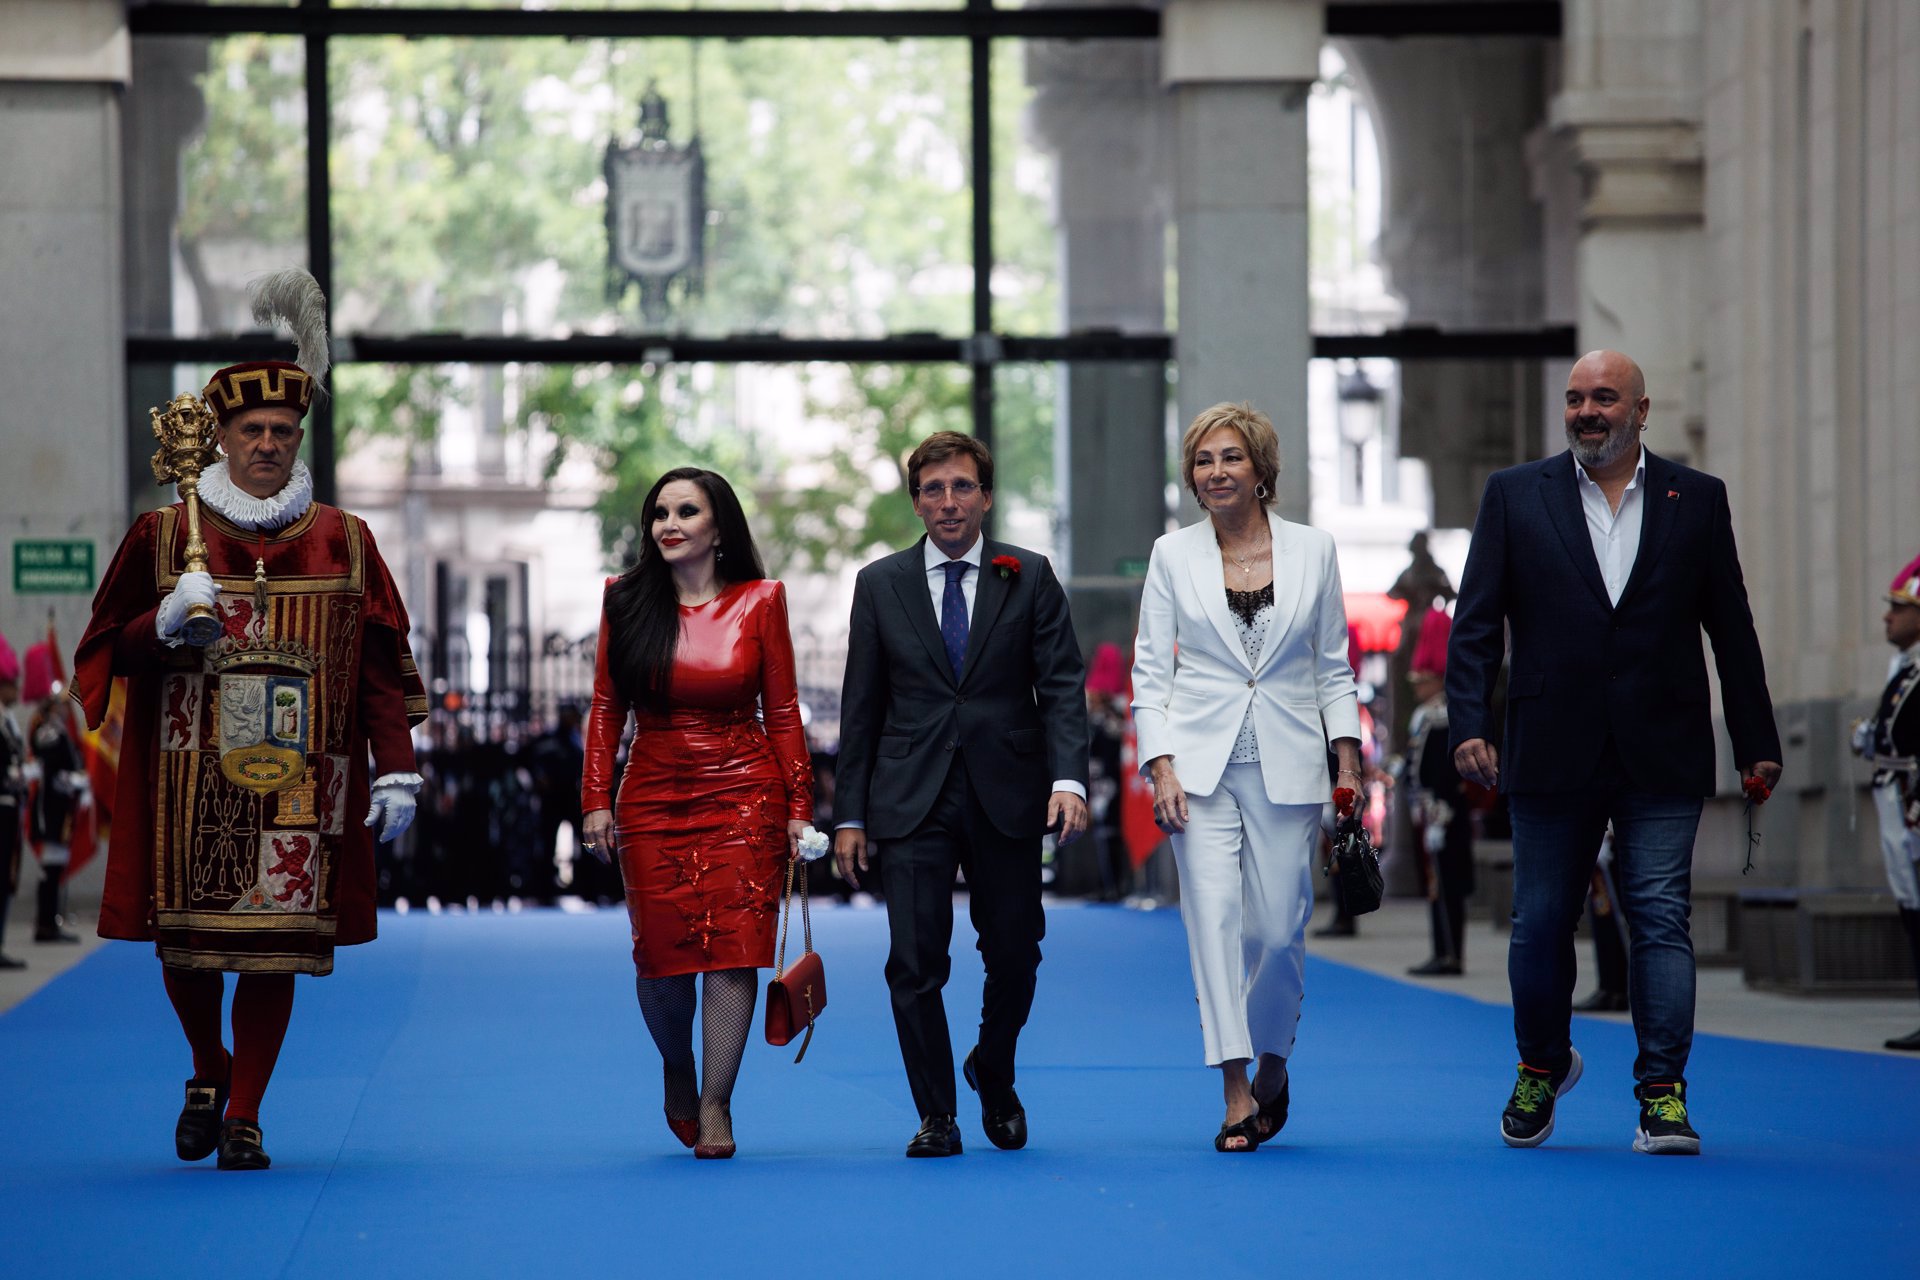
[{"left": 765, "top": 856, "right": 826, "bottom": 1062}]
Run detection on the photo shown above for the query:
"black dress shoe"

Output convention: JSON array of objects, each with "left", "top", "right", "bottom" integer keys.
[
  {"left": 217, "top": 1118, "right": 271, "bottom": 1171},
  {"left": 175, "top": 1075, "right": 229, "bottom": 1162},
  {"left": 1407, "top": 957, "right": 1463, "bottom": 977},
  {"left": 33, "top": 925, "right": 80, "bottom": 944},
  {"left": 1312, "top": 919, "right": 1355, "bottom": 938},
  {"left": 963, "top": 1047, "right": 1027, "bottom": 1151},
  {"left": 1884, "top": 1027, "right": 1920, "bottom": 1051},
  {"left": 906, "top": 1114, "right": 962, "bottom": 1158},
  {"left": 1573, "top": 989, "right": 1630, "bottom": 1013},
  {"left": 0, "top": 953, "right": 25, "bottom": 970}
]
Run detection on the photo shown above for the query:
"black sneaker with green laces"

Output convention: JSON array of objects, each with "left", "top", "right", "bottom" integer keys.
[
  {"left": 1500, "top": 1047, "right": 1582, "bottom": 1148},
  {"left": 1633, "top": 1081, "right": 1700, "bottom": 1155}
]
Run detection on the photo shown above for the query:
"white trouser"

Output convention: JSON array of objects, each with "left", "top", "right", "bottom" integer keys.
[
  {"left": 1873, "top": 781, "right": 1920, "bottom": 909},
  {"left": 1169, "top": 762, "right": 1319, "bottom": 1066}
]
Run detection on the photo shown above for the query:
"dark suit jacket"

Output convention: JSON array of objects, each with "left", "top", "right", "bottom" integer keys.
[
  {"left": 837, "top": 537, "right": 1090, "bottom": 840},
  {"left": 1446, "top": 449, "right": 1781, "bottom": 796}
]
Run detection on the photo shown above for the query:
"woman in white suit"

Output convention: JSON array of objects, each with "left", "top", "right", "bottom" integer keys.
[{"left": 1131, "top": 402, "right": 1362, "bottom": 1153}]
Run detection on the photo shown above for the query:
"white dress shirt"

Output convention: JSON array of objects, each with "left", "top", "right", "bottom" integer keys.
[
  {"left": 924, "top": 535, "right": 984, "bottom": 619},
  {"left": 837, "top": 537, "right": 1084, "bottom": 831},
  {"left": 1574, "top": 447, "right": 1646, "bottom": 606}
]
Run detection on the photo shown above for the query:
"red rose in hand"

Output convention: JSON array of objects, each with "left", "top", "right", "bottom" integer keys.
[
  {"left": 1333, "top": 786, "right": 1358, "bottom": 817},
  {"left": 992, "top": 554, "right": 1021, "bottom": 580},
  {"left": 1742, "top": 775, "right": 1772, "bottom": 805}
]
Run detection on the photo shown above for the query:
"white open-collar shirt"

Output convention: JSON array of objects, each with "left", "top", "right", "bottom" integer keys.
[{"left": 1574, "top": 445, "right": 1646, "bottom": 607}]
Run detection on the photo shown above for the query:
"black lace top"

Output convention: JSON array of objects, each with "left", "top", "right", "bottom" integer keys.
[{"left": 1226, "top": 582, "right": 1275, "bottom": 627}]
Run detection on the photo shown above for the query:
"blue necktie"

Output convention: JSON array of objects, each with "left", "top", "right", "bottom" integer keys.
[{"left": 940, "top": 560, "right": 972, "bottom": 680}]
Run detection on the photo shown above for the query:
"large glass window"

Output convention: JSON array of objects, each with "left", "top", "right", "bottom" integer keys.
[
  {"left": 127, "top": 36, "right": 308, "bottom": 336},
  {"left": 331, "top": 36, "right": 972, "bottom": 339}
]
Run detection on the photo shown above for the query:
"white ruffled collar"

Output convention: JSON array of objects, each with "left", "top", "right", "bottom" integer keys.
[{"left": 192, "top": 458, "right": 315, "bottom": 530}]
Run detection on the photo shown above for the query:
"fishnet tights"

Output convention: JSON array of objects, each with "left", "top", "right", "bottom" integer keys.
[{"left": 635, "top": 967, "right": 759, "bottom": 1146}]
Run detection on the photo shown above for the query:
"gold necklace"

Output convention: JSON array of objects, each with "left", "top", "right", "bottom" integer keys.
[{"left": 1220, "top": 530, "right": 1271, "bottom": 578}]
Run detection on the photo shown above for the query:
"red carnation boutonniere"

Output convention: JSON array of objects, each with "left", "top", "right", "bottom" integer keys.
[{"left": 992, "top": 554, "right": 1021, "bottom": 581}]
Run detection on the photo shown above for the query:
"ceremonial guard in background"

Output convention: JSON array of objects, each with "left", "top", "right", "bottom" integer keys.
[
  {"left": 24, "top": 643, "right": 87, "bottom": 943},
  {"left": 0, "top": 633, "right": 25, "bottom": 969},
  {"left": 72, "top": 270, "right": 428, "bottom": 1170},
  {"left": 1853, "top": 554, "right": 1920, "bottom": 1051},
  {"left": 1403, "top": 608, "right": 1472, "bottom": 976}
]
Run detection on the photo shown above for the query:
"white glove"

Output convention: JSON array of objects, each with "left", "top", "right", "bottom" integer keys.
[
  {"left": 364, "top": 773, "right": 422, "bottom": 843},
  {"left": 1850, "top": 718, "right": 1873, "bottom": 757},
  {"left": 156, "top": 571, "right": 221, "bottom": 646}
]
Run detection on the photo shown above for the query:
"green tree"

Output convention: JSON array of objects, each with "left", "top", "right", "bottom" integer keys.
[{"left": 178, "top": 30, "right": 1064, "bottom": 569}]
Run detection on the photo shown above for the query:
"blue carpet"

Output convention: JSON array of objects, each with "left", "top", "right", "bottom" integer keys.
[{"left": 0, "top": 904, "right": 1912, "bottom": 1278}]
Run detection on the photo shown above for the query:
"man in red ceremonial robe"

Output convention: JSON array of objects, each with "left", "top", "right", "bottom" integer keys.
[{"left": 72, "top": 273, "right": 427, "bottom": 1171}]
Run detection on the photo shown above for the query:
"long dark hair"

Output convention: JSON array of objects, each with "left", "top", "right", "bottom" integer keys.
[{"left": 604, "top": 467, "right": 766, "bottom": 712}]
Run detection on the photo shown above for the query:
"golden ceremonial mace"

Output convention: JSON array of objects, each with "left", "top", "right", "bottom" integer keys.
[{"left": 149, "top": 393, "right": 224, "bottom": 648}]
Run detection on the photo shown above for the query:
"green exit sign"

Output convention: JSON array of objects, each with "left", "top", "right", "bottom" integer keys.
[
  {"left": 12, "top": 540, "right": 95, "bottom": 594},
  {"left": 1114, "top": 557, "right": 1150, "bottom": 579}
]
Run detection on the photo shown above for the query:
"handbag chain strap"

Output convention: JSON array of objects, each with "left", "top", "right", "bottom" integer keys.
[
  {"left": 774, "top": 854, "right": 815, "bottom": 978},
  {"left": 775, "top": 855, "right": 795, "bottom": 978}
]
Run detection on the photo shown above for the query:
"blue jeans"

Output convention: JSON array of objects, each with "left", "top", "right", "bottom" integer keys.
[{"left": 1507, "top": 785, "right": 1705, "bottom": 1085}]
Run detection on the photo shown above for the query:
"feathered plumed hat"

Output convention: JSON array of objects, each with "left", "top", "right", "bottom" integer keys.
[
  {"left": 1889, "top": 553, "right": 1920, "bottom": 609},
  {"left": 201, "top": 267, "right": 330, "bottom": 426}
]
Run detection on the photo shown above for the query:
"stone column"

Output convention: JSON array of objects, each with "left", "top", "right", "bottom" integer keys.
[
  {"left": 1024, "top": 32, "right": 1169, "bottom": 652},
  {"left": 1553, "top": 0, "right": 1707, "bottom": 462},
  {"left": 124, "top": 36, "right": 209, "bottom": 518},
  {"left": 0, "top": 0, "right": 130, "bottom": 655},
  {"left": 1340, "top": 36, "right": 1550, "bottom": 526},
  {"left": 1164, "top": 0, "right": 1323, "bottom": 523}
]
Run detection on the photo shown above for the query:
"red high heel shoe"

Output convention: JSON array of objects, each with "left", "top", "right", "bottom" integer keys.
[{"left": 694, "top": 1105, "right": 735, "bottom": 1159}]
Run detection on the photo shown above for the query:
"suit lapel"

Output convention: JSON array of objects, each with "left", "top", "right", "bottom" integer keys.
[
  {"left": 889, "top": 539, "right": 956, "bottom": 687},
  {"left": 1186, "top": 524, "right": 1251, "bottom": 670},
  {"left": 957, "top": 542, "right": 1011, "bottom": 689},
  {"left": 1541, "top": 453, "right": 1614, "bottom": 612},
  {"left": 1615, "top": 449, "right": 1676, "bottom": 610},
  {"left": 1252, "top": 512, "right": 1312, "bottom": 675}
]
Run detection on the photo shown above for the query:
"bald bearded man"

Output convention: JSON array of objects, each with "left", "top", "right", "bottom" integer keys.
[{"left": 1447, "top": 350, "right": 1781, "bottom": 1157}]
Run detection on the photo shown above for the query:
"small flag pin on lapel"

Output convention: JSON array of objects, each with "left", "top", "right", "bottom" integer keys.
[{"left": 1666, "top": 490, "right": 1679, "bottom": 499}]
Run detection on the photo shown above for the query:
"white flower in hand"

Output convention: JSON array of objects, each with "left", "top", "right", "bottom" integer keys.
[{"left": 797, "top": 826, "right": 831, "bottom": 862}]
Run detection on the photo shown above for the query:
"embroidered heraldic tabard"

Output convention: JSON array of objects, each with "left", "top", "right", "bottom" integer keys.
[{"left": 72, "top": 502, "right": 428, "bottom": 974}]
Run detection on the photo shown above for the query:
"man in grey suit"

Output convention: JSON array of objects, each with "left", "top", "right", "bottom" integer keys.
[{"left": 835, "top": 431, "right": 1092, "bottom": 1158}]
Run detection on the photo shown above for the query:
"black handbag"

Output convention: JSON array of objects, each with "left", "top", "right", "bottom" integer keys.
[{"left": 1330, "top": 812, "right": 1385, "bottom": 916}]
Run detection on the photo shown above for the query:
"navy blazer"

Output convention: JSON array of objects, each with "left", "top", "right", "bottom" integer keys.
[{"left": 1446, "top": 449, "right": 1781, "bottom": 796}]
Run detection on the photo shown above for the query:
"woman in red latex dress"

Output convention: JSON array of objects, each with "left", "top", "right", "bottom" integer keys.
[{"left": 581, "top": 468, "right": 813, "bottom": 1159}]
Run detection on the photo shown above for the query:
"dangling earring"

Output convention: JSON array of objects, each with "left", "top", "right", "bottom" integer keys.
[{"left": 715, "top": 545, "right": 724, "bottom": 560}]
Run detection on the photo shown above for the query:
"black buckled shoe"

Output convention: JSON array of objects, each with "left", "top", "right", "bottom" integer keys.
[
  {"left": 175, "top": 1075, "right": 229, "bottom": 1162},
  {"left": 216, "top": 1119, "right": 271, "bottom": 1171},
  {"left": 906, "top": 1114, "right": 962, "bottom": 1158},
  {"left": 962, "top": 1047, "right": 1027, "bottom": 1151}
]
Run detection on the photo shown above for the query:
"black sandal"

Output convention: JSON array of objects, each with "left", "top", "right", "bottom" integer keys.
[
  {"left": 1255, "top": 1074, "right": 1291, "bottom": 1141},
  {"left": 1214, "top": 1113, "right": 1264, "bottom": 1153}
]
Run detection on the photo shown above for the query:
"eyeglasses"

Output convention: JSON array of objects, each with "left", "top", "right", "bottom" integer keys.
[{"left": 915, "top": 480, "right": 981, "bottom": 501}]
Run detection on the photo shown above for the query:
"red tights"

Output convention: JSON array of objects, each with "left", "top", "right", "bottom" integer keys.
[{"left": 161, "top": 968, "right": 296, "bottom": 1123}]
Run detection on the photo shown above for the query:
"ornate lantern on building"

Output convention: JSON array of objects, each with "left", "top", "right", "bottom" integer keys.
[{"left": 605, "top": 81, "right": 706, "bottom": 325}]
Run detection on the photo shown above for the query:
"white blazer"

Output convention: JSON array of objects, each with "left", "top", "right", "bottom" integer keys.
[{"left": 1130, "top": 511, "right": 1361, "bottom": 805}]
